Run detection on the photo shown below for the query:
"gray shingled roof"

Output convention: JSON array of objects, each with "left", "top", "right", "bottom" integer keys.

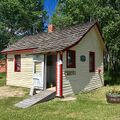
[{"left": 2, "top": 22, "right": 97, "bottom": 53}]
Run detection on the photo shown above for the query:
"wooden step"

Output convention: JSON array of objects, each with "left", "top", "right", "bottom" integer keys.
[{"left": 15, "top": 89, "right": 56, "bottom": 108}]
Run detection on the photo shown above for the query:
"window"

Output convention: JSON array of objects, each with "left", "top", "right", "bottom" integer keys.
[
  {"left": 34, "top": 62, "right": 41, "bottom": 74},
  {"left": 89, "top": 52, "right": 95, "bottom": 72},
  {"left": 14, "top": 55, "right": 21, "bottom": 72},
  {"left": 67, "top": 50, "right": 76, "bottom": 68}
]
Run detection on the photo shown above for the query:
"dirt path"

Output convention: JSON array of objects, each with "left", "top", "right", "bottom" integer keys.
[{"left": 0, "top": 86, "right": 28, "bottom": 99}]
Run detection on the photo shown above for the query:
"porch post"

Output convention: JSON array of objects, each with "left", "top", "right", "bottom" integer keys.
[
  {"left": 43, "top": 54, "right": 47, "bottom": 90},
  {"left": 56, "top": 53, "right": 63, "bottom": 97}
]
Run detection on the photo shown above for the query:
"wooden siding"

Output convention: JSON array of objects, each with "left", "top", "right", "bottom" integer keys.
[
  {"left": 62, "top": 25, "right": 104, "bottom": 96},
  {"left": 7, "top": 53, "right": 33, "bottom": 88}
]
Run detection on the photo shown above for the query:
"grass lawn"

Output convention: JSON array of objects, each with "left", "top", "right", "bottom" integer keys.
[{"left": 0, "top": 73, "right": 120, "bottom": 120}]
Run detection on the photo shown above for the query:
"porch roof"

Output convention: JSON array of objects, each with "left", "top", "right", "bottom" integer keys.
[{"left": 2, "top": 21, "right": 100, "bottom": 54}]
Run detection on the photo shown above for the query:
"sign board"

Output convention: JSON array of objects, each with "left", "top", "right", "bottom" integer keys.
[{"left": 80, "top": 55, "right": 86, "bottom": 62}]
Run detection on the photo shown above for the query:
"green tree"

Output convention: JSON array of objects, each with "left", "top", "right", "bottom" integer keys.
[
  {"left": 0, "top": 0, "right": 44, "bottom": 35},
  {"left": 0, "top": 0, "right": 45, "bottom": 57},
  {"left": 52, "top": 0, "right": 98, "bottom": 28}
]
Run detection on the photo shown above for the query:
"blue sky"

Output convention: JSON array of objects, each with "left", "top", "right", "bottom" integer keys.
[{"left": 43, "top": 0, "right": 59, "bottom": 30}]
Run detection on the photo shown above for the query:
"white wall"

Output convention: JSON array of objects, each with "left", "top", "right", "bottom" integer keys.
[
  {"left": 62, "top": 25, "right": 104, "bottom": 96},
  {"left": 7, "top": 53, "right": 33, "bottom": 88}
]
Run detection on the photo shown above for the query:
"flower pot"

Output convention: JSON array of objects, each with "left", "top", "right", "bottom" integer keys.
[{"left": 106, "top": 94, "right": 120, "bottom": 103}]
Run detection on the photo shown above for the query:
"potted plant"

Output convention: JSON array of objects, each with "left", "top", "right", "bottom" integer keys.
[{"left": 106, "top": 88, "right": 120, "bottom": 103}]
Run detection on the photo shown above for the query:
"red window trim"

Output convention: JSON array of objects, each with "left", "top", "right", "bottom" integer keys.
[
  {"left": 14, "top": 54, "right": 21, "bottom": 72},
  {"left": 66, "top": 50, "right": 76, "bottom": 68},
  {"left": 89, "top": 52, "right": 95, "bottom": 72}
]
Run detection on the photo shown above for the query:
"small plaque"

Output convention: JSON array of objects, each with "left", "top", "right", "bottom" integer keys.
[
  {"left": 8, "top": 58, "right": 13, "bottom": 61},
  {"left": 64, "top": 71, "right": 76, "bottom": 76},
  {"left": 80, "top": 55, "right": 86, "bottom": 62}
]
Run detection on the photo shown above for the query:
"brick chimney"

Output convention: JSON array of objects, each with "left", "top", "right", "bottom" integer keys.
[{"left": 48, "top": 24, "right": 55, "bottom": 33}]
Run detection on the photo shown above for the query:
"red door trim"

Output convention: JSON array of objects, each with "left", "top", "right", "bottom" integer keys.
[
  {"left": 56, "top": 53, "right": 63, "bottom": 97},
  {"left": 60, "top": 54, "right": 63, "bottom": 97},
  {"left": 6, "top": 54, "right": 8, "bottom": 82}
]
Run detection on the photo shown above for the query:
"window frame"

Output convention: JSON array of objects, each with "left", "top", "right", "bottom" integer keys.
[
  {"left": 34, "top": 61, "right": 41, "bottom": 74},
  {"left": 89, "top": 52, "right": 95, "bottom": 72},
  {"left": 66, "top": 50, "right": 76, "bottom": 68},
  {"left": 14, "top": 54, "right": 21, "bottom": 72}
]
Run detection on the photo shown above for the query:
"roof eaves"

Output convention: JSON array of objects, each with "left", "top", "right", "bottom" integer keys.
[{"left": 1, "top": 48, "right": 37, "bottom": 54}]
